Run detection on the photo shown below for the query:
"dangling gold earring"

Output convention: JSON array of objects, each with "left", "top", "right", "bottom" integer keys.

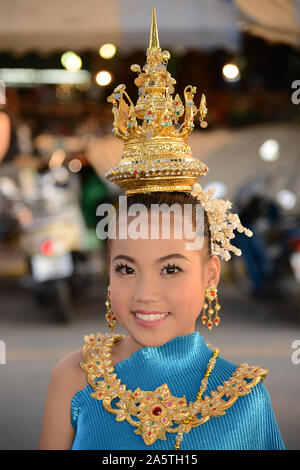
[
  {"left": 201, "top": 285, "right": 221, "bottom": 330},
  {"left": 105, "top": 285, "right": 117, "bottom": 331}
]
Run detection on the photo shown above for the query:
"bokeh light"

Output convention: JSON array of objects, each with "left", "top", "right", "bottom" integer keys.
[
  {"left": 222, "top": 63, "right": 240, "bottom": 82},
  {"left": 259, "top": 139, "right": 280, "bottom": 162},
  {"left": 61, "top": 51, "right": 82, "bottom": 72},
  {"left": 68, "top": 159, "right": 82, "bottom": 173},
  {"left": 203, "top": 181, "right": 228, "bottom": 198},
  {"left": 99, "top": 43, "right": 117, "bottom": 59},
  {"left": 56, "top": 84, "right": 72, "bottom": 100},
  {"left": 95, "top": 70, "right": 112, "bottom": 86},
  {"left": 276, "top": 189, "right": 297, "bottom": 210}
]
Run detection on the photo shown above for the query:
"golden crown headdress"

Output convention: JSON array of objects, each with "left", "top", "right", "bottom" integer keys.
[{"left": 105, "top": 7, "right": 253, "bottom": 261}]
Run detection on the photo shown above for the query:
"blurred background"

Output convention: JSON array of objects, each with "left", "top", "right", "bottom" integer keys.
[{"left": 0, "top": 0, "right": 299, "bottom": 450}]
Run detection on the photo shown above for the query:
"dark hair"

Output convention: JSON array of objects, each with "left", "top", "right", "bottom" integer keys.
[{"left": 105, "top": 191, "right": 212, "bottom": 259}]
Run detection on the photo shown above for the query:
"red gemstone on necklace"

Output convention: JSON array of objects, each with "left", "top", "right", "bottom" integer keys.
[
  {"left": 211, "top": 291, "right": 215, "bottom": 296},
  {"left": 152, "top": 406, "right": 162, "bottom": 416}
]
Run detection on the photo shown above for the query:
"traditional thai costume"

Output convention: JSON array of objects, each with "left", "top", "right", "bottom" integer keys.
[{"left": 71, "top": 332, "right": 284, "bottom": 450}]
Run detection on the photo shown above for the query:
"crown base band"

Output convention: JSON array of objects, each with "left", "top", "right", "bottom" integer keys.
[{"left": 110, "top": 176, "right": 202, "bottom": 195}]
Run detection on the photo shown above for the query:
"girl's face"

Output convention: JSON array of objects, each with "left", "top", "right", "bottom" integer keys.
[{"left": 108, "top": 213, "right": 220, "bottom": 349}]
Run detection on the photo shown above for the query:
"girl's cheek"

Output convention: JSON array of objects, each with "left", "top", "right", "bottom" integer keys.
[
  {"left": 110, "top": 293, "right": 124, "bottom": 315},
  {"left": 111, "top": 288, "right": 132, "bottom": 316}
]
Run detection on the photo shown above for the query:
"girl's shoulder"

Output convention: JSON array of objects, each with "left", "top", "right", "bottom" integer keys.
[
  {"left": 51, "top": 331, "right": 119, "bottom": 396},
  {"left": 51, "top": 347, "right": 88, "bottom": 398}
]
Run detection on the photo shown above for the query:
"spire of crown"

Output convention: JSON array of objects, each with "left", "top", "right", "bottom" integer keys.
[
  {"left": 149, "top": 6, "right": 160, "bottom": 50},
  {"left": 105, "top": 7, "right": 209, "bottom": 195}
]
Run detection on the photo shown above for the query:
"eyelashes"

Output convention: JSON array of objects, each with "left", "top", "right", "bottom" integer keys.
[
  {"left": 113, "top": 262, "right": 183, "bottom": 275},
  {"left": 113, "top": 262, "right": 134, "bottom": 275}
]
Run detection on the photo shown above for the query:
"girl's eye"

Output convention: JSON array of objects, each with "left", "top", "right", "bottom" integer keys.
[
  {"left": 113, "top": 262, "right": 183, "bottom": 276},
  {"left": 162, "top": 263, "right": 183, "bottom": 275},
  {"left": 113, "top": 262, "right": 135, "bottom": 275}
]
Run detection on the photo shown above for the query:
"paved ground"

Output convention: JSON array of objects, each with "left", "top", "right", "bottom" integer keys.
[{"left": 0, "top": 274, "right": 299, "bottom": 450}]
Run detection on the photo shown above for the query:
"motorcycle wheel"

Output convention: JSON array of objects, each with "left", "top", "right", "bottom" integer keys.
[{"left": 52, "top": 279, "right": 74, "bottom": 323}]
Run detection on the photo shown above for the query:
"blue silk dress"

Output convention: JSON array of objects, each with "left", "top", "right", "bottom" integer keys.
[{"left": 71, "top": 331, "right": 285, "bottom": 450}]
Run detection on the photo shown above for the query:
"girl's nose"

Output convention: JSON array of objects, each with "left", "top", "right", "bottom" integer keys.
[{"left": 133, "top": 277, "right": 161, "bottom": 304}]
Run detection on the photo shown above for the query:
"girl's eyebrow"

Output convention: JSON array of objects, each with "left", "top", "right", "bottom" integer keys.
[{"left": 112, "top": 254, "right": 192, "bottom": 264}]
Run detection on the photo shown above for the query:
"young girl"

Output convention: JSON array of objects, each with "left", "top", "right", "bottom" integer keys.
[{"left": 38, "top": 9, "right": 285, "bottom": 451}]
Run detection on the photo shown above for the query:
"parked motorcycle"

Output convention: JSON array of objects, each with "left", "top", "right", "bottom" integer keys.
[
  {"left": 0, "top": 162, "right": 104, "bottom": 322},
  {"left": 20, "top": 165, "right": 98, "bottom": 322}
]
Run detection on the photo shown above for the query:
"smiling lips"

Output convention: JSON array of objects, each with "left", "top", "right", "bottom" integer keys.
[{"left": 132, "top": 309, "right": 170, "bottom": 323}]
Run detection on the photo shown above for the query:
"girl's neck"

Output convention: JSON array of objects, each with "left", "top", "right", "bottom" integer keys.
[{"left": 111, "top": 335, "right": 143, "bottom": 366}]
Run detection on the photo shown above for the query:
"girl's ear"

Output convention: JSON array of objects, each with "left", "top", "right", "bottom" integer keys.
[{"left": 205, "top": 255, "right": 221, "bottom": 287}]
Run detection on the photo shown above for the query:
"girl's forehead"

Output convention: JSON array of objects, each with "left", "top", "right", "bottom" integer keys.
[
  {"left": 112, "top": 210, "right": 198, "bottom": 236},
  {"left": 108, "top": 210, "right": 205, "bottom": 261},
  {"left": 109, "top": 236, "right": 204, "bottom": 263}
]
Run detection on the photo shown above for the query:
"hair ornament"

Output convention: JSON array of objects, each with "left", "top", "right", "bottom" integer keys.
[{"left": 190, "top": 183, "right": 253, "bottom": 260}]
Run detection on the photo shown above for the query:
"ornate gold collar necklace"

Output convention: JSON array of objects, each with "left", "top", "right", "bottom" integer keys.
[{"left": 81, "top": 333, "right": 268, "bottom": 450}]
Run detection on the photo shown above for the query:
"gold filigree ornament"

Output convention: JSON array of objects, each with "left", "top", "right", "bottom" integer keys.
[
  {"left": 80, "top": 332, "right": 268, "bottom": 450},
  {"left": 105, "top": 7, "right": 253, "bottom": 262}
]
